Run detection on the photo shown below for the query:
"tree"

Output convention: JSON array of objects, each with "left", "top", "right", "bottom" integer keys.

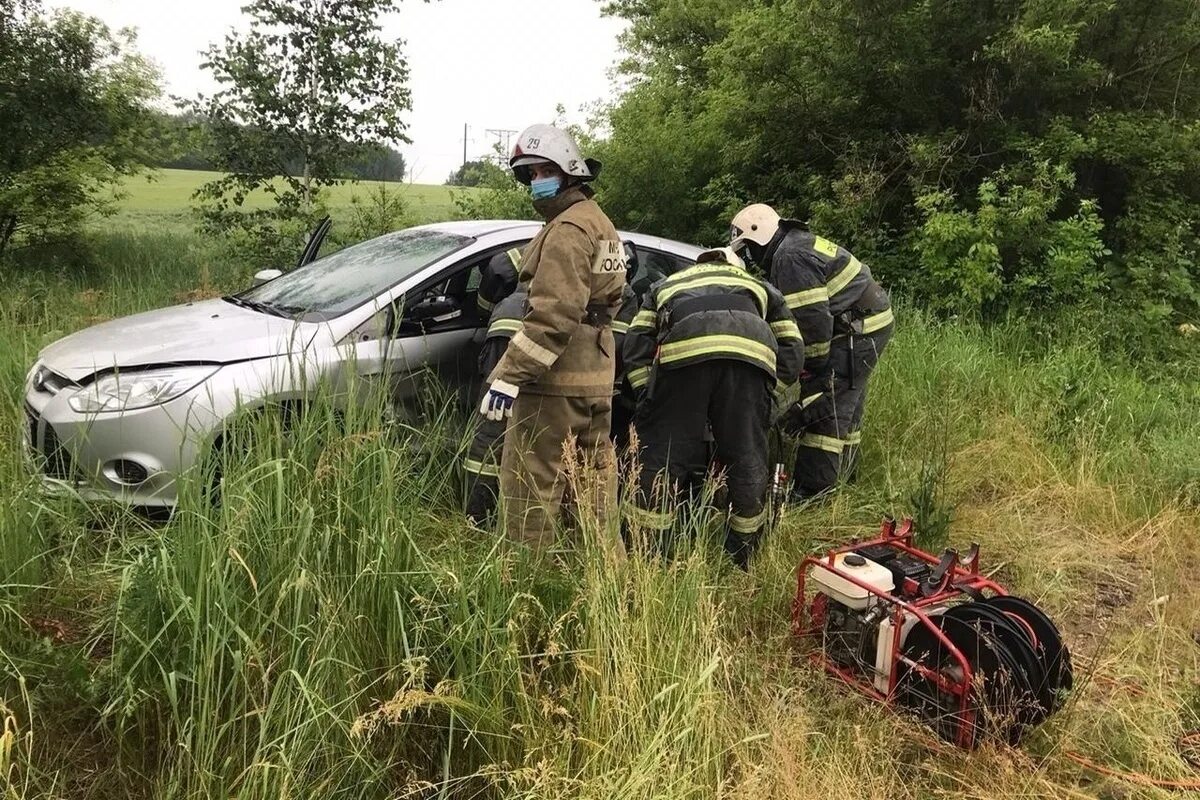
[
  {"left": 189, "top": 0, "right": 415, "bottom": 259},
  {"left": 597, "top": 0, "right": 1200, "bottom": 354},
  {"left": 0, "top": 0, "right": 160, "bottom": 257},
  {"left": 445, "top": 159, "right": 506, "bottom": 187}
]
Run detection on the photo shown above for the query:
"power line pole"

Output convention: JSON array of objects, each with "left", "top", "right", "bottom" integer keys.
[
  {"left": 485, "top": 128, "right": 518, "bottom": 166},
  {"left": 462, "top": 122, "right": 468, "bottom": 168}
]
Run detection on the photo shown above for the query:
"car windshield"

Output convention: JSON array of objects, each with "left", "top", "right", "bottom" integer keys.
[{"left": 235, "top": 229, "right": 472, "bottom": 320}]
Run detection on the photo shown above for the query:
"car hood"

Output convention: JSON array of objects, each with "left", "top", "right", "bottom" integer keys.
[{"left": 39, "top": 299, "right": 320, "bottom": 382}]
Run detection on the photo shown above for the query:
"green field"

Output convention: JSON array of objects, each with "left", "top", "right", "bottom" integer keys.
[
  {"left": 1, "top": 208, "right": 1198, "bottom": 798},
  {"left": 108, "top": 168, "right": 465, "bottom": 231}
]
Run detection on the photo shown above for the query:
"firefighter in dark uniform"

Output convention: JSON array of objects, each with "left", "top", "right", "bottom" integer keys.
[
  {"left": 730, "top": 203, "right": 894, "bottom": 501},
  {"left": 609, "top": 241, "right": 641, "bottom": 454},
  {"left": 463, "top": 249, "right": 522, "bottom": 523},
  {"left": 622, "top": 246, "right": 804, "bottom": 569}
]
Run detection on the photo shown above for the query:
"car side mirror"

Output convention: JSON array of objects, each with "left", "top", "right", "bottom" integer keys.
[
  {"left": 408, "top": 295, "right": 462, "bottom": 323},
  {"left": 252, "top": 268, "right": 283, "bottom": 287}
]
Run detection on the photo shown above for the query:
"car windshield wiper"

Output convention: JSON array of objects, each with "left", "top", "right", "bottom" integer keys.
[{"left": 223, "top": 295, "right": 296, "bottom": 319}]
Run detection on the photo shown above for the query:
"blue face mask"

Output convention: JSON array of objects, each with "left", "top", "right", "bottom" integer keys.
[{"left": 530, "top": 176, "right": 561, "bottom": 200}]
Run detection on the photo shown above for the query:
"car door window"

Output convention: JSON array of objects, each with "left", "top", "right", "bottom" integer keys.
[
  {"left": 392, "top": 252, "right": 493, "bottom": 337},
  {"left": 631, "top": 246, "right": 693, "bottom": 295}
]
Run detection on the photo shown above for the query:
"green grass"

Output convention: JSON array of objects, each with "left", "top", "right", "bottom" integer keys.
[
  {"left": 106, "top": 168, "right": 466, "bottom": 232},
  {"left": 1, "top": 229, "right": 1198, "bottom": 798}
]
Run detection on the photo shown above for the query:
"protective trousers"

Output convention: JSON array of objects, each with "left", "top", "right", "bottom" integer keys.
[
  {"left": 628, "top": 361, "right": 772, "bottom": 569},
  {"left": 499, "top": 392, "right": 622, "bottom": 557},
  {"left": 792, "top": 323, "right": 893, "bottom": 497},
  {"left": 464, "top": 409, "right": 505, "bottom": 523}
]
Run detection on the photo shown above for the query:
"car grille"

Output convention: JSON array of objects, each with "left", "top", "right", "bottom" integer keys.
[
  {"left": 41, "top": 369, "right": 76, "bottom": 395},
  {"left": 24, "top": 403, "right": 38, "bottom": 450},
  {"left": 24, "top": 404, "right": 76, "bottom": 481},
  {"left": 41, "top": 423, "right": 75, "bottom": 480}
]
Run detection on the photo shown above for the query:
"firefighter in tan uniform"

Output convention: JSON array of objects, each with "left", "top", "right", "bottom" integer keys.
[{"left": 479, "top": 124, "right": 627, "bottom": 554}]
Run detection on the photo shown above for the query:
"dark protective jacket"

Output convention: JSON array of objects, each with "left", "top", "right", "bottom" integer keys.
[
  {"left": 488, "top": 186, "right": 627, "bottom": 397},
  {"left": 479, "top": 288, "right": 528, "bottom": 374},
  {"left": 612, "top": 283, "right": 638, "bottom": 373},
  {"left": 622, "top": 260, "right": 804, "bottom": 395},
  {"left": 762, "top": 221, "right": 892, "bottom": 378},
  {"left": 476, "top": 248, "right": 522, "bottom": 316}
]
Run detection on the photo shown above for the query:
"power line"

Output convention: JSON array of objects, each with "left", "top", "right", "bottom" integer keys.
[{"left": 484, "top": 128, "right": 518, "bottom": 166}]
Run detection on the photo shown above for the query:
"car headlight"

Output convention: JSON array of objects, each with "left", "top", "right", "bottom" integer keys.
[{"left": 68, "top": 365, "right": 220, "bottom": 413}]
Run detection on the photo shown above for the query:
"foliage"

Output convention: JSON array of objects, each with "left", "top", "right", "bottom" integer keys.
[
  {"left": 452, "top": 163, "right": 538, "bottom": 222},
  {"left": 337, "top": 182, "right": 413, "bottom": 244},
  {"left": 445, "top": 159, "right": 506, "bottom": 187},
  {"left": 149, "top": 112, "right": 408, "bottom": 181},
  {"left": 597, "top": 0, "right": 1200, "bottom": 354},
  {"left": 187, "top": 0, "right": 414, "bottom": 260},
  {"left": 0, "top": 0, "right": 160, "bottom": 257}
]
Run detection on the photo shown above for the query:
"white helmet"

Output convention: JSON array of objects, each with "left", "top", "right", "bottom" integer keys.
[
  {"left": 730, "top": 203, "right": 782, "bottom": 250},
  {"left": 695, "top": 246, "right": 746, "bottom": 270},
  {"left": 509, "top": 123, "right": 600, "bottom": 185}
]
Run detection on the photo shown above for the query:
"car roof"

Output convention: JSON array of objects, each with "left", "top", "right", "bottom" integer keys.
[{"left": 413, "top": 219, "right": 704, "bottom": 259}]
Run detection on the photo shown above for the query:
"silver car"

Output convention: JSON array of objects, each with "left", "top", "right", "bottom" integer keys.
[{"left": 22, "top": 219, "right": 702, "bottom": 508}]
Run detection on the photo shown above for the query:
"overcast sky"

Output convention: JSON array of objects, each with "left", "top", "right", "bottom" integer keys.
[{"left": 46, "top": 0, "right": 629, "bottom": 184}]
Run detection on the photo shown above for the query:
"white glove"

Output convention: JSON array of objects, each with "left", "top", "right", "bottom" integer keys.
[{"left": 479, "top": 379, "right": 519, "bottom": 421}]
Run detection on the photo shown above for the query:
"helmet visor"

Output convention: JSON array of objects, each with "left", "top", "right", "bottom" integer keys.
[{"left": 511, "top": 155, "right": 552, "bottom": 168}]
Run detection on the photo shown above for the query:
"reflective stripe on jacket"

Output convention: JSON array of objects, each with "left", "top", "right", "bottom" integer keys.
[
  {"left": 762, "top": 221, "right": 892, "bottom": 375},
  {"left": 477, "top": 248, "right": 521, "bottom": 314},
  {"left": 622, "top": 261, "right": 804, "bottom": 391},
  {"left": 484, "top": 289, "right": 527, "bottom": 342}
]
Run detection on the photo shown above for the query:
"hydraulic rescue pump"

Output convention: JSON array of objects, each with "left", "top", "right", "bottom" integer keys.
[{"left": 793, "top": 518, "right": 1074, "bottom": 748}]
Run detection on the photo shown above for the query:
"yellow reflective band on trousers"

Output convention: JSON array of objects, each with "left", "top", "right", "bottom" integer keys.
[
  {"left": 770, "top": 319, "right": 802, "bottom": 340},
  {"left": 729, "top": 508, "right": 767, "bottom": 534},
  {"left": 463, "top": 457, "right": 500, "bottom": 478},
  {"left": 658, "top": 335, "right": 776, "bottom": 372},
  {"left": 625, "top": 502, "right": 673, "bottom": 530},
  {"left": 800, "top": 433, "right": 844, "bottom": 454},
  {"left": 631, "top": 309, "right": 658, "bottom": 330},
  {"left": 806, "top": 340, "right": 831, "bottom": 358},
  {"left": 783, "top": 286, "right": 829, "bottom": 309},
  {"left": 844, "top": 431, "right": 863, "bottom": 446},
  {"left": 827, "top": 256, "right": 864, "bottom": 297},
  {"left": 657, "top": 271, "right": 768, "bottom": 316},
  {"left": 488, "top": 318, "right": 522, "bottom": 337},
  {"left": 628, "top": 366, "right": 651, "bottom": 389},
  {"left": 860, "top": 307, "right": 894, "bottom": 334}
]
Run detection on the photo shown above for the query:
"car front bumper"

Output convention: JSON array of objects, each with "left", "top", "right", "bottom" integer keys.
[{"left": 22, "top": 369, "right": 226, "bottom": 508}]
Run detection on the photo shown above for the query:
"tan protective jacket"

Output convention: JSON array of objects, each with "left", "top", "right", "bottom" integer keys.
[{"left": 489, "top": 186, "right": 627, "bottom": 397}]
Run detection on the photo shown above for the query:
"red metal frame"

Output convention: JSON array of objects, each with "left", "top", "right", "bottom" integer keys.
[{"left": 792, "top": 517, "right": 1009, "bottom": 748}]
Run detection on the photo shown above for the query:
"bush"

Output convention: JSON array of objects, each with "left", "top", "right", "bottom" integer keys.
[{"left": 596, "top": 0, "right": 1200, "bottom": 357}]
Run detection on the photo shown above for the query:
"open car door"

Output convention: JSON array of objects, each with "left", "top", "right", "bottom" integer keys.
[{"left": 296, "top": 216, "right": 333, "bottom": 269}]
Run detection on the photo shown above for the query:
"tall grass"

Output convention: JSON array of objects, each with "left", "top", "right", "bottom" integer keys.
[{"left": 1, "top": 231, "right": 1198, "bottom": 798}]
